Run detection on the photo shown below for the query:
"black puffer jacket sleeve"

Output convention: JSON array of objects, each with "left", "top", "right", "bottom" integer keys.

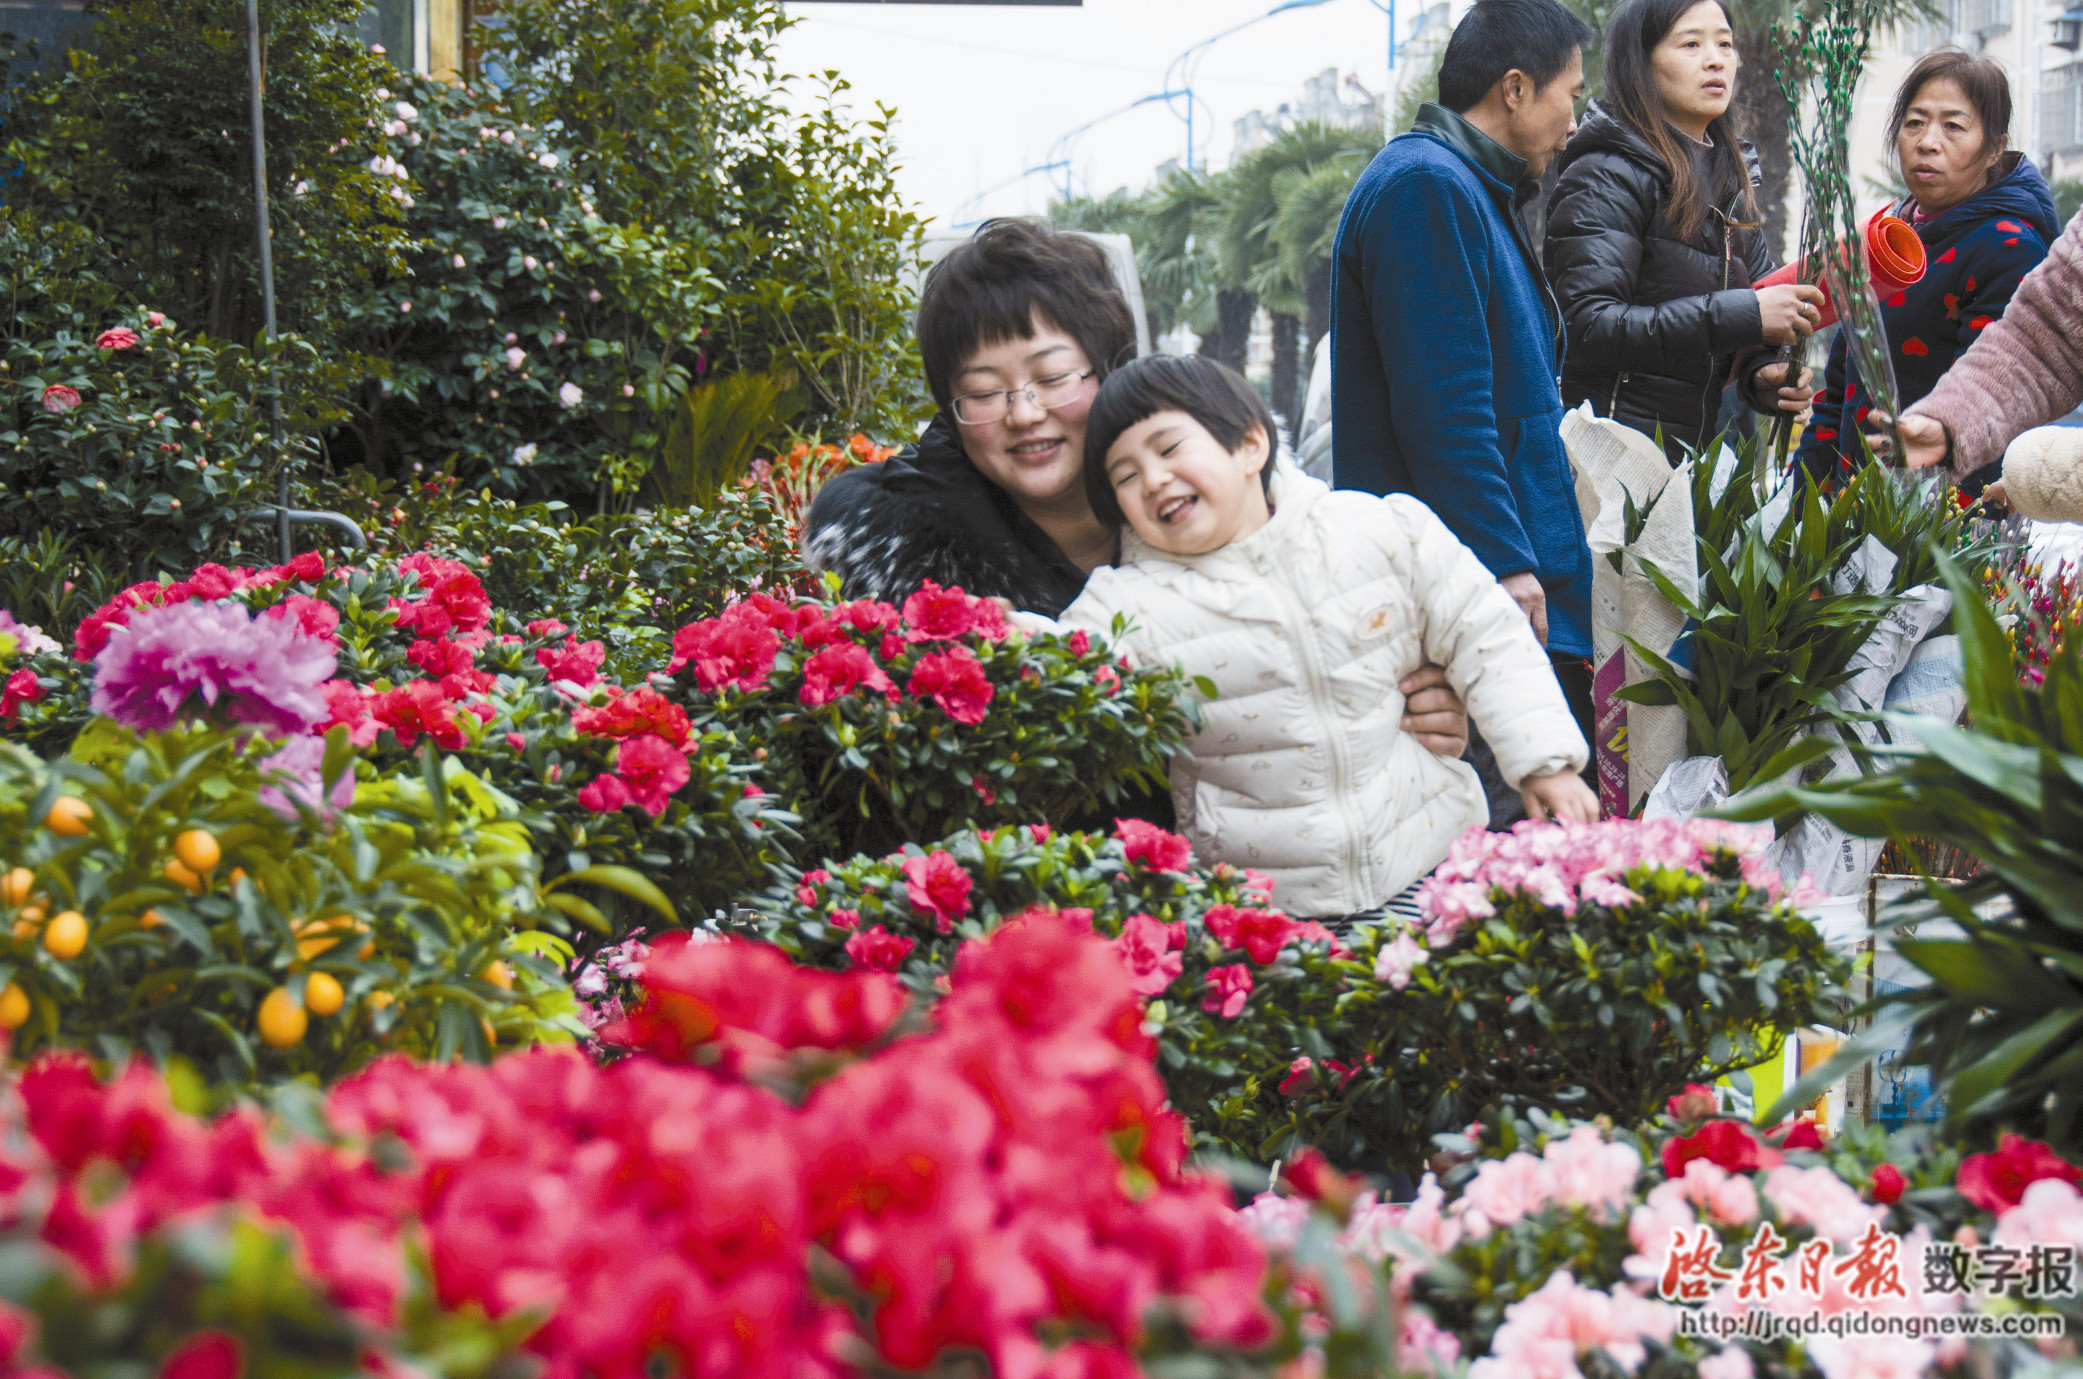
[{"left": 1545, "top": 151, "right": 1765, "bottom": 377}]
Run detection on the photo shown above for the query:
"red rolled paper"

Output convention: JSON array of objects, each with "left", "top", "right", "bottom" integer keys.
[{"left": 1754, "top": 208, "right": 1927, "bottom": 331}]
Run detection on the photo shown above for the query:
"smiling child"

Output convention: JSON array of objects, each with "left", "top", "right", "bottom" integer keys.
[{"left": 1054, "top": 355, "right": 1596, "bottom": 921}]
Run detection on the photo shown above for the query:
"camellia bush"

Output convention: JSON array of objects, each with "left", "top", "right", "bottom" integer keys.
[
  {"left": 755, "top": 816, "right": 1851, "bottom": 1169},
  {"left": 665, "top": 580, "right": 1196, "bottom": 859}
]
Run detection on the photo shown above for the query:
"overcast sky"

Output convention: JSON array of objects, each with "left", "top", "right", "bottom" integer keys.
[{"left": 772, "top": 0, "right": 1411, "bottom": 230}]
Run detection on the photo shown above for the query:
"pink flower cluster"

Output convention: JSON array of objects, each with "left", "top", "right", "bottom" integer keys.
[
  {"left": 89, "top": 599, "right": 336, "bottom": 736},
  {"left": 1414, "top": 817, "right": 1810, "bottom": 947},
  {"left": 666, "top": 582, "right": 1015, "bottom": 726},
  {"left": 72, "top": 554, "right": 328, "bottom": 662},
  {"left": 1456, "top": 1126, "right": 1645, "bottom": 1239},
  {"left": 1467, "top": 1269, "right": 1674, "bottom": 1379},
  {"left": 0, "top": 916, "right": 1272, "bottom": 1379}
]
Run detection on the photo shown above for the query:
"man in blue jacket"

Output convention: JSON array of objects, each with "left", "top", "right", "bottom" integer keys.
[{"left": 1331, "top": 0, "right": 1594, "bottom": 821}]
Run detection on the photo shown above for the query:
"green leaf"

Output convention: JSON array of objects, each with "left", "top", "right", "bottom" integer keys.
[{"left": 548, "top": 865, "right": 678, "bottom": 924}]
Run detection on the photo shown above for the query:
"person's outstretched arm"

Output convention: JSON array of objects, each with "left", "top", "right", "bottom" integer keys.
[{"left": 1902, "top": 208, "right": 2083, "bottom": 480}]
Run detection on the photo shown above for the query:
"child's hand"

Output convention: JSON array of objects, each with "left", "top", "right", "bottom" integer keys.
[{"left": 1520, "top": 770, "right": 1598, "bottom": 824}]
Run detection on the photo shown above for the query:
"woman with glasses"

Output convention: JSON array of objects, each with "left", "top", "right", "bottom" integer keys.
[{"left": 803, "top": 217, "right": 1473, "bottom": 763}]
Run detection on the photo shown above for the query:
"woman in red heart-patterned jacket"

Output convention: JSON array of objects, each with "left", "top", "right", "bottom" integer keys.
[{"left": 1795, "top": 48, "right": 2059, "bottom": 489}]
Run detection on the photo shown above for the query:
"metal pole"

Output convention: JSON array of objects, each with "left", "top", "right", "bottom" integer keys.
[{"left": 246, "top": 0, "right": 290, "bottom": 563}]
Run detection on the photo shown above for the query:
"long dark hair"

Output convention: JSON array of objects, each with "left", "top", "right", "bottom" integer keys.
[{"left": 1599, "top": 0, "right": 1758, "bottom": 243}]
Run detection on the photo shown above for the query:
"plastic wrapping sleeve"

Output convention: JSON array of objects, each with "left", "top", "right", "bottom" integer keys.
[{"left": 1754, "top": 209, "right": 1928, "bottom": 331}]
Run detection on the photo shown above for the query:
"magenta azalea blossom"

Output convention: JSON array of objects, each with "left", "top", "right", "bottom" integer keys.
[{"left": 90, "top": 600, "right": 336, "bottom": 734}]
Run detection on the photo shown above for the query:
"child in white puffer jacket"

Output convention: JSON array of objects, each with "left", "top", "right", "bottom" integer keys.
[{"left": 1054, "top": 356, "right": 1594, "bottom": 919}]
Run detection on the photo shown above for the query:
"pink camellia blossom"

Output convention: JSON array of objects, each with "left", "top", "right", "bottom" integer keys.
[
  {"left": 1116, "top": 817, "right": 1192, "bottom": 872},
  {"left": 1667, "top": 1083, "right": 1718, "bottom": 1121},
  {"left": 799, "top": 643, "right": 895, "bottom": 708},
  {"left": 91, "top": 600, "right": 335, "bottom": 735},
  {"left": 40, "top": 385, "right": 82, "bottom": 414},
  {"left": 1373, "top": 929, "right": 1429, "bottom": 989},
  {"left": 95, "top": 326, "right": 140, "bottom": 351},
  {"left": 901, "top": 850, "right": 972, "bottom": 933},
  {"left": 147, "top": 311, "right": 165, "bottom": 327},
  {"left": 843, "top": 925, "right": 914, "bottom": 973},
  {"left": 1113, "top": 913, "right": 1182, "bottom": 997},
  {"left": 1201, "top": 963, "right": 1253, "bottom": 1018},
  {"left": 906, "top": 646, "right": 994, "bottom": 724}
]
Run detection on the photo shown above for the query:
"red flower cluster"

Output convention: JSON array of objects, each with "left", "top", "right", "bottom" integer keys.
[
  {"left": 0, "top": 670, "right": 41, "bottom": 721},
  {"left": 0, "top": 919, "right": 1273, "bottom": 1379},
  {"left": 1203, "top": 904, "right": 1333, "bottom": 965},
  {"left": 1956, "top": 1133, "right": 2083, "bottom": 1213},
  {"left": 1660, "top": 1119, "right": 1785, "bottom": 1178},
  {"left": 667, "top": 583, "right": 1016, "bottom": 727},
  {"left": 71, "top": 553, "right": 328, "bottom": 661},
  {"left": 576, "top": 734, "right": 693, "bottom": 817},
  {"left": 571, "top": 686, "right": 693, "bottom": 750},
  {"left": 387, "top": 554, "right": 491, "bottom": 642},
  {"left": 902, "top": 850, "right": 974, "bottom": 933}
]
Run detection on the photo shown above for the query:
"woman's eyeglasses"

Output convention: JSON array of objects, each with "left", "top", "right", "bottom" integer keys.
[{"left": 949, "top": 369, "right": 1096, "bottom": 425}]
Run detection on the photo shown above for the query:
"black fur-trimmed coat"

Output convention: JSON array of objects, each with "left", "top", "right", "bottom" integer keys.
[{"left": 802, "top": 413, "right": 1091, "bottom": 617}]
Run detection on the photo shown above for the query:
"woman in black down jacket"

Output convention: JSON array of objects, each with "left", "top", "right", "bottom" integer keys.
[{"left": 1545, "top": 0, "right": 1825, "bottom": 458}]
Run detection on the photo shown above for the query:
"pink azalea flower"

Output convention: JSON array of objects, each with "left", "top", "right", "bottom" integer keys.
[
  {"left": 1201, "top": 964, "right": 1253, "bottom": 1018},
  {"left": 901, "top": 850, "right": 972, "bottom": 933},
  {"left": 1458, "top": 1151, "right": 1557, "bottom": 1237},
  {"left": 1373, "top": 929, "right": 1429, "bottom": 989},
  {"left": 1763, "top": 1164, "right": 1884, "bottom": 1244},
  {"left": 906, "top": 646, "right": 994, "bottom": 724},
  {"left": 843, "top": 925, "right": 914, "bottom": 973},
  {"left": 95, "top": 326, "right": 140, "bottom": 351},
  {"left": 799, "top": 642, "right": 894, "bottom": 708},
  {"left": 91, "top": 600, "right": 334, "bottom": 735},
  {"left": 1113, "top": 913, "right": 1182, "bottom": 997},
  {"left": 614, "top": 734, "right": 689, "bottom": 815},
  {"left": 1542, "top": 1125, "right": 1642, "bottom": 1220}
]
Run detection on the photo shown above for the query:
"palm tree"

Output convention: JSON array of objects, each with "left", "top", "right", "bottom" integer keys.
[
  {"left": 1137, "top": 167, "right": 1243, "bottom": 366},
  {"left": 1051, "top": 187, "right": 1163, "bottom": 345},
  {"left": 1217, "top": 121, "right": 1384, "bottom": 421}
]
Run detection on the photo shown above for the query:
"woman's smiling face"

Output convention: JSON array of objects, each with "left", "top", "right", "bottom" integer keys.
[{"left": 947, "top": 312, "right": 1099, "bottom": 514}]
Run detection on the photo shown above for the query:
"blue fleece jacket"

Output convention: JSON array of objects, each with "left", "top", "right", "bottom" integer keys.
[
  {"left": 1330, "top": 104, "right": 1593, "bottom": 657},
  {"left": 1796, "top": 156, "right": 2060, "bottom": 485}
]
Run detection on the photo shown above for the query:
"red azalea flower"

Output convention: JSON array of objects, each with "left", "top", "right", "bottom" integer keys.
[
  {"left": 844, "top": 925, "right": 915, "bottom": 973},
  {"left": 1068, "top": 629, "right": 1091, "bottom": 656},
  {"left": 901, "top": 850, "right": 972, "bottom": 933},
  {"left": 159, "top": 1331, "right": 241, "bottom": 1379},
  {"left": 614, "top": 733, "right": 690, "bottom": 816},
  {"left": 408, "top": 636, "right": 477, "bottom": 680},
  {"left": 536, "top": 637, "right": 606, "bottom": 687},
  {"left": 1113, "top": 913, "right": 1183, "bottom": 997},
  {"left": 667, "top": 607, "right": 779, "bottom": 692},
  {"left": 1956, "top": 1134, "right": 2083, "bottom": 1213},
  {"left": 906, "top": 646, "right": 994, "bottom": 724},
  {"left": 576, "top": 772, "right": 633, "bottom": 812},
  {"left": 94, "top": 326, "right": 141, "bottom": 352},
  {"left": 72, "top": 583, "right": 168, "bottom": 661},
  {"left": 1870, "top": 1163, "right": 1907, "bottom": 1204},
  {"left": 525, "top": 618, "right": 568, "bottom": 638},
  {"left": 800, "top": 642, "right": 895, "bottom": 708},
  {"left": 795, "top": 868, "right": 832, "bottom": 907},
  {"left": 832, "top": 598, "right": 901, "bottom": 636},
  {"left": 263, "top": 595, "right": 341, "bottom": 643},
  {"left": 571, "top": 686, "right": 693, "bottom": 751},
  {"left": 829, "top": 908, "right": 861, "bottom": 931},
  {"left": 1202, "top": 964, "right": 1253, "bottom": 1018},
  {"left": 1661, "top": 1119, "right": 1782, "bottom": 1178},
  {"left": 901, "top": 580, "right": 1004, "bottom": 641},
  {"left": 1203, "top": 904, "right": 1297, "bottom": 964},
  {"left": 1115, "top": 818, "right": 1192, "bottom": 872},
  {"left": 1771, "top": 1119, "right": 1827, "bottom": 1152},
  {"left": 319, "top": 679, "right": 377, "bottom": 747},
  {"left": 1, "top": 670, "right": 42, "bottom": 719},
  {"left": 368, "top": 681, "right": 466, "bottom": 750}
]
